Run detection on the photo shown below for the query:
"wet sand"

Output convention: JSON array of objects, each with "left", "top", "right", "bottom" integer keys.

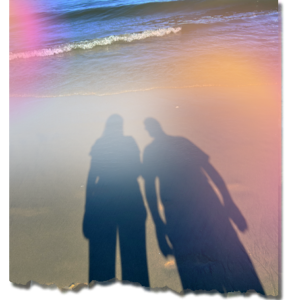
[{"left": 10, "top": 85, "right": 281, "bottom": 296}]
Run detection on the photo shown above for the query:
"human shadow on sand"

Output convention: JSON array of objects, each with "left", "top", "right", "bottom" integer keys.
[
  {"left": 142, "top": 118, "right": 265, "bottom": 295},
  {"left": 83, "top": 114, "right": 149, "bottom": 286}
]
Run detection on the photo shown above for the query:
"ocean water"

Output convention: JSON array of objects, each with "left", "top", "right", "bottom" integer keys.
[{"left": 9, "top": 0, "right": 280, "bottom": 97}]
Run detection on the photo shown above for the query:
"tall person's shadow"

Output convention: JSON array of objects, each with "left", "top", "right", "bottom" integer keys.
[
  {"left": 142, "top": 118, "right": 265, "bottom": 294},
  {"left": 83, "top": 114, "right": 149, "bottom": 286}
]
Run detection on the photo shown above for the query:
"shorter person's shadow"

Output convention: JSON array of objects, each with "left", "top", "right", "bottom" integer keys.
[
  {"left": 142, "top": 118, "right": 265, "bottom": 294},
  {"left": 83, "top": 115, "right": 149, "bottom": 286}
]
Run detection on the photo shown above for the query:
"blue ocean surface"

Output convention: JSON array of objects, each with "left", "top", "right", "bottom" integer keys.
[{"left": 10, "top": 0, "right": 279, "bottom": 97}]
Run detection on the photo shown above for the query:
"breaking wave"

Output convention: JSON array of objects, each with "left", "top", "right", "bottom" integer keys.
[{"left": 9, "top": 27, "right": 181, "bottom": 61}]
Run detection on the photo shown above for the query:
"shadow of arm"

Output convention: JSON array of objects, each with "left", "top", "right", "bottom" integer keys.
[
  {"left": 144, "top": 177, "right": 173, "bottom": 256},
  {"left": 144, "top": 178, "right": 163, "bottom": 227},
  {"left": 85, "top": 163, "right": 99, "bottom": 204},
  {"left": 83, "top": 162, "right": 99, "bottom": 239},
  {"left": 202, "top": 161, "right": 248, "bottom": 232}
]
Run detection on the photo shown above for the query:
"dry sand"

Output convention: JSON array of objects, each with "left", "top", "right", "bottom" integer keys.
[{"left": 10, "top": 84, "right": 281, "bottom": 296}]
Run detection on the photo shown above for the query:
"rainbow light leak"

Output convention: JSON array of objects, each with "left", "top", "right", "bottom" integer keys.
[
  {"left": 10, "top": 1, "right": 43, "bottom": 51},
  {"left": 9, "top": 1, "right": 46, "bottom": 119}
]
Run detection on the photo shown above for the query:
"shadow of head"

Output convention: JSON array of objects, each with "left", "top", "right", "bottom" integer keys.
[
  {"left": 144, "top": 117, "right": 165, "bottom": 139},
  {"left": 103, "top": 114, "right": 123, "bottom": 137}
]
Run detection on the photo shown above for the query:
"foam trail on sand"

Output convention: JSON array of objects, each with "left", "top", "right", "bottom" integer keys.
[{"left": 9, "top": 27, "right": 182, "bottom": 60}]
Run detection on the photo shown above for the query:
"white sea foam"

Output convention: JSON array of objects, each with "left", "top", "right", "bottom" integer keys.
[{"left": 9, "top": 27, "right": 182, "bottom": 61}]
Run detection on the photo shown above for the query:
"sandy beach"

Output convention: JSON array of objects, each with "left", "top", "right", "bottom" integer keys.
[{"left": 10, "top": 83, "right": 280, "bottom": 295}]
